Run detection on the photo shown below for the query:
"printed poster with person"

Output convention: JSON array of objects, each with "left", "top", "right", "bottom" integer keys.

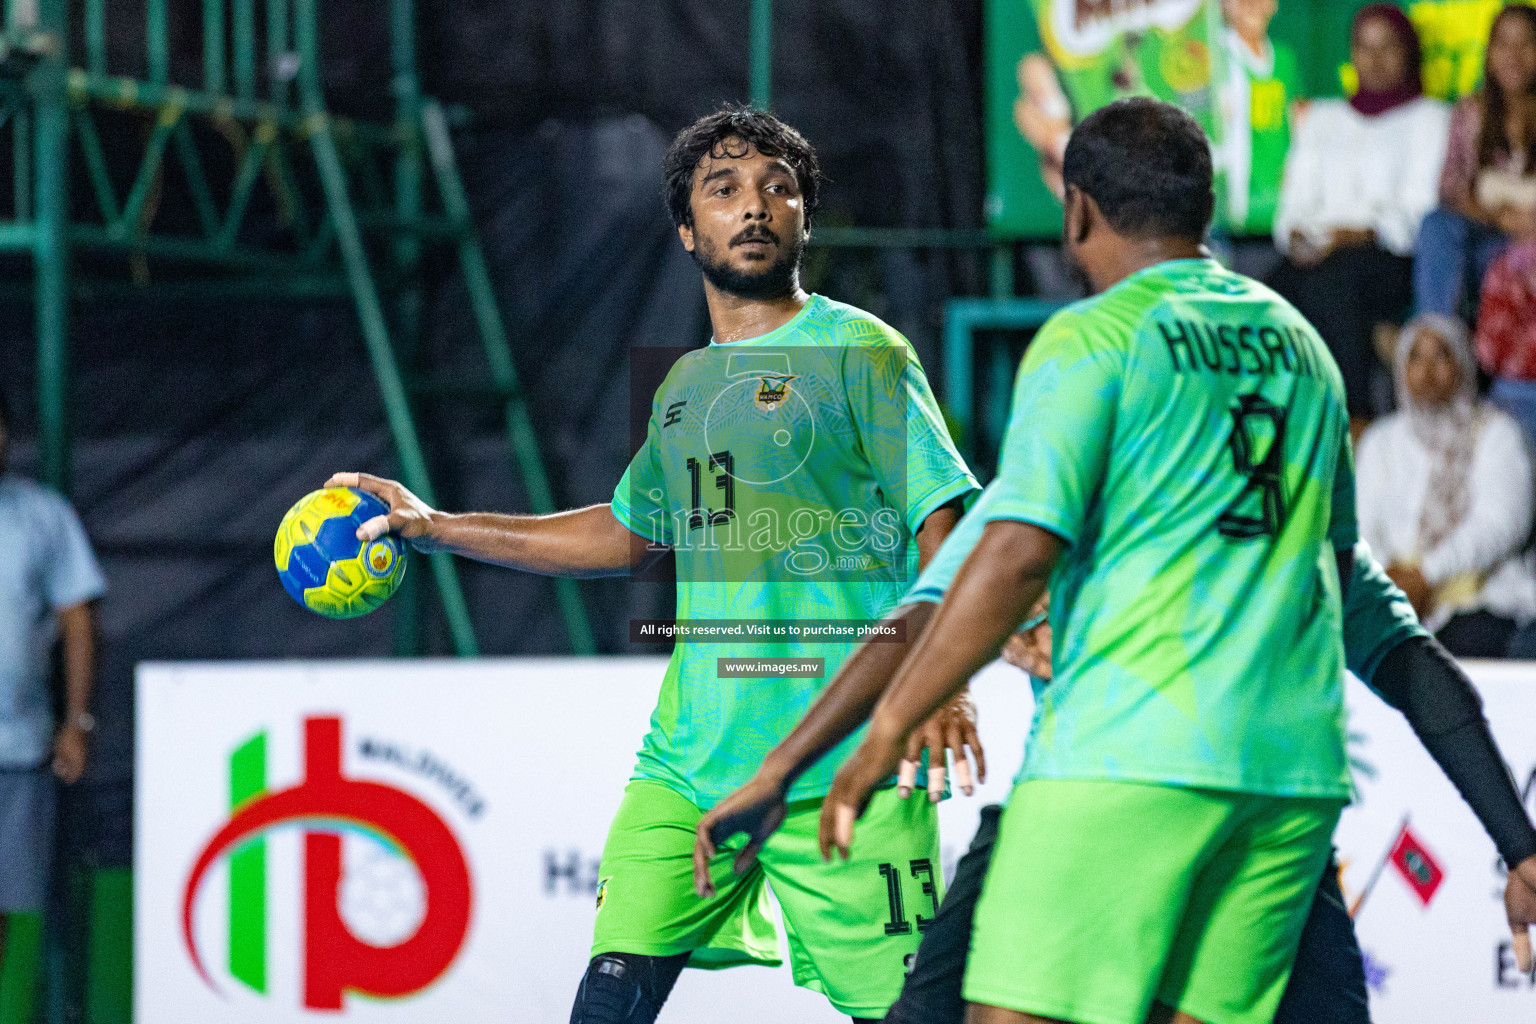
[
  {"left": 1218, "top": 0, "right": 1303, "bottom": 235},
  {"left": 986, "top": 0, "right": 1225, "bottom": 237},
  {"left": 986, "top": 0, "right": 1536, "bottom": 239}
]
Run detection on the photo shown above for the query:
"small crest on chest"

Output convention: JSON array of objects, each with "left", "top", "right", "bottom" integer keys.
[{"left": 753, "top": 374, "right": 798, "bottom": 413}]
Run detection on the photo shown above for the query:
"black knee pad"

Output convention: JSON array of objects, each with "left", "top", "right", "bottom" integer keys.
[{"left": 565, "top": 951, "right": 660, "bottom": 1024}]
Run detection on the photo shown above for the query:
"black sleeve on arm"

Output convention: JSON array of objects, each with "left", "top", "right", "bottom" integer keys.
[{"left": 1371, "top": 635, "right": 1536, "bottom": 869}]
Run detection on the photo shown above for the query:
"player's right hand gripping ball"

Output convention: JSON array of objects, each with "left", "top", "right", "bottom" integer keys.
[{"left": 275, "top": 487, "right": 408, "bottom": 618}]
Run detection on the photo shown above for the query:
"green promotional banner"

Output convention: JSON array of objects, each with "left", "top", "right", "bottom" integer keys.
[
  {"left": 987, "top": 0, "right": 1536, "bottom": 239},
  {"left": 987, "top": 0, "right": 1224, "bottom": 238}
]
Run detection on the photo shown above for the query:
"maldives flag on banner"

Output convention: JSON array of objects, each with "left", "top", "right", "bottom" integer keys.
[{"left": 1389, "top": 824, "right": 1445, "bottom": 906}]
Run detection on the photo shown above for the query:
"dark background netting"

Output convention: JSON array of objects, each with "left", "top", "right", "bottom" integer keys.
[{"left": 0, "top": 0, "right": 990, "bottom": 864}]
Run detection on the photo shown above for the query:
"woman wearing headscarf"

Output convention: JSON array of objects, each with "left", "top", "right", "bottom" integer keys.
[
  {"left": 1269, "top": 4, "right": 1451, "bottom": 426},
  {"left": 1416, "top": 5, "right": 1536, "bottom": 319},
  {"left": 1357, "top": 313, "right": 1536, "bottom": 658}
]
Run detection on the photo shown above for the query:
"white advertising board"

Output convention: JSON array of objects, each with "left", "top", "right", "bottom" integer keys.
[
  {"left": 1334, "top": 660, "right": 1536, "bottom": 1017},
  {"left": 136, "top": 657, "right": 855, "bottom": 1024},
  {"left": 136, "top": 657, "right": 1536, "bottom": 1023}
]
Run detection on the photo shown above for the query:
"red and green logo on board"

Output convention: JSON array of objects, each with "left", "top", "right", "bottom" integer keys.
[{"left": 180, "top": 716, "right": 474, "bottom": 1010}]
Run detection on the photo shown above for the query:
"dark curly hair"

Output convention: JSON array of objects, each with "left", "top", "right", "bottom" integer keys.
[{"left": 663, "top": 106, "right": 824, "bottom": 230}]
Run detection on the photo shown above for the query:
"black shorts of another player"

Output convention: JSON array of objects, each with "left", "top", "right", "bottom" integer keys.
[{"left": 884, "top": 805, "right": 1371, "bottom": 1024}]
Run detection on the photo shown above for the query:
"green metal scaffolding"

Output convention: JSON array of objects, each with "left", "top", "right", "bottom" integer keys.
[
  {"left": 15, "top": 0, "right": 1021, "bottom": 658},
  {"left": 9, "top": 0, "right": 595, "bottom": 656}
]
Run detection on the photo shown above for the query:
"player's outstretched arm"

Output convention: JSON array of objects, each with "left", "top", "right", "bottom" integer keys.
[
  {"left": 821, "top": 519, "right": 1060, "bottom": 860},
  {"left": 693, "top": 601, "right": 960, "bottom": 895},
  {"left": 690, "top": 498, "right": 977, "bottom": 895},
  {"left": 327, "top": 472, "right": 665, "bottom": 578}
]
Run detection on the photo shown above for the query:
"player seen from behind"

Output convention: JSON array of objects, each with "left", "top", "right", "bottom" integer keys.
[
  {"left": 702, "top": 504, "right": 1536, "bottom": 1022},
  {"left": 709, "top": 97, "right": 1364, "bottom": 1024}
]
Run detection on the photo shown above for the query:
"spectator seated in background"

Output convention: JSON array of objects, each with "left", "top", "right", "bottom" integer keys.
[
  {"left": 1267, "top": 3, "right": 1449, "bottom": 426},
  {"left": 1358, "top": 313, "right": 1536, "bottom": 659},
  {"left": 1416, "top": 4, "right": 1536, "bottom": 320}
]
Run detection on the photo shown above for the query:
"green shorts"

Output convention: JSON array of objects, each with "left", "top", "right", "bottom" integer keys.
[
  {"left": 592, "top": 780, "right": 941, "bottom": 1018},
  {"left": 965, "top": 779, "right": 1343, "bottom": 1024}
]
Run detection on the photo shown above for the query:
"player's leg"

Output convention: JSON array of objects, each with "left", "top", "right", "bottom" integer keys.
[
  {"left": 758, "top": 787, "right": 941, "bottom": 1021},
  {"left": 1144, "top": 1009, "right": 1207, "bottom": 1024},
  {"left": 574, "top": 781, "right": 783, "bottom": 1023},
  {"left": 893, "top": 799, "right": 1355, "bottom": 1024},
  {"left": 1153, "top": 794, "right": 1343, "bottom": 1024},
  {"left": 894, "top": 803, "right": 1365, "bottom": 1024},
  {"left": 1271, "top": 850, "right": 1370, "bottom": 1024},
  {"left": 963, "top": 781, "right": 1277, "bottom": 1024},
  {"left": 961, "top": 999, "right": 1209, "bottom": 1022},
  {"left": 900, "top": 799, "right": 1356, "bottom": 1024},
  {"left": 1142, "top": 854, "right": 1372, "bottom": 1024},
  {"left": 884, "top": 804, "right": 1005, "bottom": 1024},
  {"left": 570, "top": 951, "right": 691, "bottom": 1024},
  {"left": 964, "top": 1010, "right": 1208, "bottom": 1024}
]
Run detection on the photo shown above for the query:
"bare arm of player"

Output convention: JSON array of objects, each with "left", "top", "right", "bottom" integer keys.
[
  {"left": 820, "top": 519, "right": 1061, "bottom": 860},
  {"left": 914, "top": 498, "right": 963, "bottom": 567},
  {"left": 693, "top": 601, "right": 942, "bottom": 896},
  {"left": 690, "top": 500, "right": 980, "bottom": 896},
  {"left": 326, "top": 472, "right": 667, "bottom": 577}
]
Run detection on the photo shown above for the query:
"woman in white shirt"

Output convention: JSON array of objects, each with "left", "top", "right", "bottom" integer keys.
[
  {"left": 1267, "top": 4, "right": 1451, "bottom": 425},
  {"left": 1357, "top": 313, "right": 1536, "bottom": 657}
]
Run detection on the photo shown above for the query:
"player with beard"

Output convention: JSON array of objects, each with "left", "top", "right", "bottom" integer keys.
[{"left": 326, "top": 107, "right": 980, "bottom": 1023}]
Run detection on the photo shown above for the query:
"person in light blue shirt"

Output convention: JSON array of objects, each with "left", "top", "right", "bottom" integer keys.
[{"left": 0, "top": 388, "right": 105, "bottom": 971}]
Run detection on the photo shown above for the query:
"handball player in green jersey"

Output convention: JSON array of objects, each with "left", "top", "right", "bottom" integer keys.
[
  {"left": 840, "top": 98, "right": 1355, "bottom": 1024},
  {"left": 709, "top": 96, "right": 1363, "bottom": 1024},
  {"left": 326, "top": 106, "right": 980, "bottom": 1023},
  {"left": 699, "top": 495, "right": 1536, "bottom": 1022}
]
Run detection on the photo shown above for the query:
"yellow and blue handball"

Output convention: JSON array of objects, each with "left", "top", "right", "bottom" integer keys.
[{"left": 274, "top": 487, "right": 407, "bottom": 618}]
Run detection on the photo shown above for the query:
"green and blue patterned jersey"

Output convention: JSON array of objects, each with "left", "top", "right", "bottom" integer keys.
[
  {"left": 907, "top": 494, "right": 1424, "bottom": 686},
  {"left": 612, "top": 294, "right": 977, "bottom": 808},
  {"left": 954, "top": 258, "right": 1356, "bottom": 798}
]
